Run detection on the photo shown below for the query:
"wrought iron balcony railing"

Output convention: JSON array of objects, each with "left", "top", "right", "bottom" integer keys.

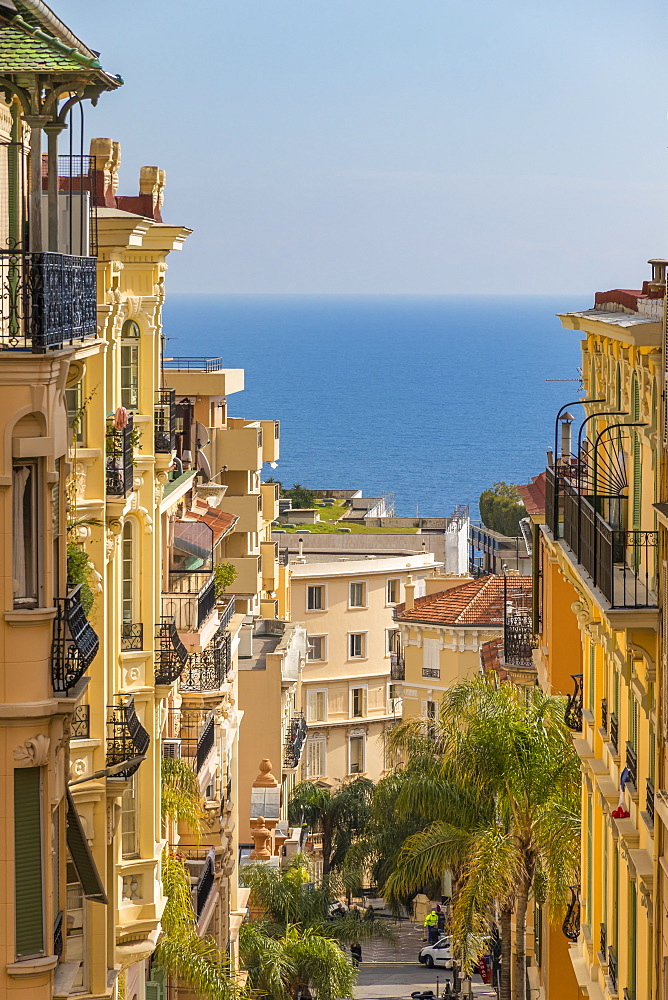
[
  {"left": 155, "top": 616, "right": 189, "bottom": 685},
  {"left": 162, "top": 571, "right": 216, "bottom": 631},
  {"left": 546, "top": 466, "right": 657, "bottom": 609},
  {"left": 390, "top": 652, "right": 405, "bottom": 680},
  {"left": 107, "top": 694, "right": 150, "bottom": 777},
  {"left": 0, "top": 250, "right": 97, "bottom": 351},
  {"left": 608, "top": 947, "right": 617, "bottom": 994},
  {"left": 422, "top": 667, "right": 440, "bottom": 678},
  {"left": 283, "top": 712, "right": 307, "bottom": 770},
  {"left": 610, "top": 712, "right": 619, "bottom": 755},
  {"left": 167, "top": 708, "right": 215, "bottom": 774},
  {"left": 217, "top": 594, "right": 236, "bottom": 631},
  {"left": 647, "top": 778, "right": 655, "bottom": 824},
  {"left": 121, "top": 621, "right": 143, "bottom": 651},
  {"left": 601, "top": 697, "right": 608, "bottom": 731},
  {"left": 181, "top": 630, "right": 231, "bottom": 693},
  {"left": 106, "top": 412, "right": 134, "bottom": 496},
  {"left": 196, "top": 849, "right": 216, "bottom": 917},
  {"left": 564, "top": 674, "right": 583, "bottom": 733},
  {"left": 71, "top": 704, "right": 90, "bottom": 739},
  {"left": 52, "top": 584, "right": 100, "bottom": 694},
  {"left": 163, "top": 357, "right": 224, "bottom": 372},
  {"left": 171, "top": 846, "right": 217, "bottom": 918},
  {"left": 154, "top": 388, "right": 176, "bottom": 453},
  {"left": 562, "top": 884, "right": 580, "bottom": 942},
  {"left": 599, "top": 922, "right": 607, "bottom": 959},
  {"left": 625, "top": 742, "right": 638, "bottom": 789}
]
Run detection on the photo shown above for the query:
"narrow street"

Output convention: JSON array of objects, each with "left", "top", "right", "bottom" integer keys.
[{"left": 354, "top": 919, "right": 495, "bottom": 999}]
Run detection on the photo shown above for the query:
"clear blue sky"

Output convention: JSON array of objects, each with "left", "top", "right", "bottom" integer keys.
[{"left": 58, "top": 0, "right": 668, "bottom": 295}]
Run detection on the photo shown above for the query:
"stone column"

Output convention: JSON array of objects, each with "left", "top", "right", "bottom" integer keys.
[
  {"left": 24, "top": 115, "right": 49, "bottom": 252},
  {"left": 45, "top": 123, "right": 64, "bottom": 252}
]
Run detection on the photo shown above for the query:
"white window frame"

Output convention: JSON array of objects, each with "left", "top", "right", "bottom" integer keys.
[
  {"left": 307, "top": 635, "right": 327, "bottom": 662},
  {"left": 423, "top": 637, "right": 440, "bottom": 675},
  {"left": 350, "top": 685, "right": 368, "bottom": 719},
  {"left": 386, "top": 578, "right": 400, "bottom": 605},
  {"left": 385, "top": 627, "right": 399, "bottom": 656},
  {"left": 120, "top": 319, "right": 140, "bottom": 411},
  {"left": 305, "top": 736, "right": 326, "bottom": 779},
  {"left": 348, "top": 632, "right": 367, "bottom": 660},
  {"left": 348, "top": 581, "right": 367, "bottom": 609},
  {"left": 12, "top": 459, "right": 42, "bottom": 609},
  {"left": 306, "top": 689, "right": 328, "bottom": 723},
  {"left": 121, "top": 774, "right": 139, "bottom": 859},
  {"left": 348, "top": 732, "right": 366, "bottom": 775},
  {"left": 306, "top": 584, "right": 326, "bottom": 612}
]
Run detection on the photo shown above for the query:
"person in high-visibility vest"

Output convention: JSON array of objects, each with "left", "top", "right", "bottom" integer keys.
[{"left": 423, "top": 908, "right": 439, "bottom": 944}]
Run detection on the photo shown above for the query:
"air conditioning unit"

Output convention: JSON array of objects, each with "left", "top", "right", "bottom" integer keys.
[{"left": 162, "top": 738, "right": 182, "bottom": 760}]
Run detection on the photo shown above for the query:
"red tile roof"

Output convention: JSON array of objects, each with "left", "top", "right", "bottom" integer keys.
[
  {"left": 517, "top": 472, "right": 546, "bottom": 516},
  {"left": 394, "top": 574, "right": 532, "bottom": 627},
  {"left": 480, "top": 637, "right": 508, "bottom": 682},
  {"left": 186, "top": 498, "right": 238, "bottom": 544}
]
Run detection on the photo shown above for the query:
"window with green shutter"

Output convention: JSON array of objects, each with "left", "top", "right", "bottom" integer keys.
[
  {"left": 14, "top": 767, "right": 44, "bottom": 958},
  {"left": 588, "top": 643, "right": 595, "bottom": 712},
  {"left": 586, "top": 794, "right": 593, "bottom": 930}
]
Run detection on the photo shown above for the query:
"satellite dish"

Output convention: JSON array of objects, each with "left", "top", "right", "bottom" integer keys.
[
  {"left": 197, "top": 451, "right": 212, "bottom": 482},
  {"left": 195, "top": 421, "right": 210, "bottom": 448}
]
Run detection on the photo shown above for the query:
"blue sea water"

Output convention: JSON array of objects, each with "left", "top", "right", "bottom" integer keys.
[{"left": 162, "top": 295, "right": 589, "bottom": 518}]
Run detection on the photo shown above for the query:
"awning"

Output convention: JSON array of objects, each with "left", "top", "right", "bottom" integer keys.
[{"left": 66, "top": 790, "right": 108, "bottom": 904}]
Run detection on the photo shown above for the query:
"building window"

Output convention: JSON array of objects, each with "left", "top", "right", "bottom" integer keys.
[
  {"left": 307, "top": 690, "right": 328, "bottom": 723},
  {"left": 386, "top": 628, "right": 399, "bottom": 655},
  {"left": 307, "top": 586, "right": 325, "bottom": 611},
  {"left": 348, "top": 633, "right": 366, "bottom": 659},
  {"left": 121, "top": 775, "right": 139, "bottom": 859},
  {"left": 349, "top": 582, "right": 366, "bottom": 608},
  {"left": 386, "top": 578, "right": 400, "bottom": 604},
  {"left": 351, "top": 687, "right": 367, "bottom": 718},
  {"left": 423, "top": 637, "right": 440, "bottom": 677},
  {"left": 66, "top": 863, "right": 87, "bottom": 990},
  {"left": 305, "top": 738, "right": 325, "bottom": 779},
  {"left": 14, "top": 766, "right": 44, "bottom": 958},
  {"left": 120, "top": 319, "right": 140, "bottom": 410},
  {"left": 12, "top": 461, "right": 39, "bottom": 609},
  {"left": 307, "top": 635, "right": 326, "bottom": 661},
  {"left": 66, "top": 379, "right": 85, "bottom": 445},
  {"left": 122, "top": 520, "right": 135, "bottom": 623},
  {"left": 426, "top": 700, "right": 437, "bottom": 720},
  {"left": 349, "top": 734, "right": 365, "bottom": 774}
]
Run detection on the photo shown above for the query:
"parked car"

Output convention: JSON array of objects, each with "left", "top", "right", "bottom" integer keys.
[{"left": 418, "top": 935, "right": 453, "bottom": 969}]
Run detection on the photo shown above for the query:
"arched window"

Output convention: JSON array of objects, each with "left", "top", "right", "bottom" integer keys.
[
  {"left": 122, "top": 520, "right": 135, "bottom": 623},
  {"left": 120, "top": 320, "right": 140, "bottom": 410}
]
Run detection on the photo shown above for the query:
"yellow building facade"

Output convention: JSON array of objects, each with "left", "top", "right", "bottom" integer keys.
[
  {"left": 534, "top": 262, "right": 666, "bottom": 1000},
  {"left": 289, "top": 551, "right": 440, "bottom": 785}
]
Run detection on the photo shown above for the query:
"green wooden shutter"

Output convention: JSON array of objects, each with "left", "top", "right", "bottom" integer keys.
[
  {"left": 588, "top": 643, "right": 595, "bottom": 712},
  {"left": 586, "top": 794, "right": 593, "bottom": 929},
  {"left": 14, "top": 767, "right": 44, "bottom": 958},
  {"left": 632, "top": 433, "right": 641, "bottom": 529},
  {"left": 66, "top": 790, "right": 107, "bottom": 903}
]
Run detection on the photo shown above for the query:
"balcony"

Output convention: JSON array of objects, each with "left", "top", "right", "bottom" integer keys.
[
  {"left": 610, "top": 712, "right": 619, "bottom": 755},
  {"left": 561, "top": 884, "right": 580, "bottom": 942},
  {"left": 217, "top": 594, "right": 236, "bottom": 632},
  {"left": 223, "top": 555, "right": 261, "bottom": 595},
  {"left": 171, "top": 846, "right": 216, "bottom": 920},
  {"left": 219, "top": 493, "right": 262, "bottom": 532},
  {"left": 180, "top": 628, "right": 231, "bottom": 693},
  {"left": 261, "top": 482, "right": 280, "bottom": 523},
  {"left": 390, "top": 652, "right": 405, "bottom": 681},
  {"left": 599, "top": 922, "right": 607, "bottom": 960},
  {"left": 168, "top": 708, "right": 215, "bottom": 774},
  {"left": 155, "top": 388, "right": 176, "bottom": 453},
  {"left": 283, "top": 713, "right": 307, "bottom": 770},
  {"left": 546, "top": 466, "right": 657, "bottom": 610},
  {"left": 647, "top": 779, "right": 655, "bottom": 825},
  {"left": 52, "top": 584, "right": 100, "bottom": 694},
  {"left": 162, "top": 357, "right": 244, "bottom": 398},
  {"left": 155, "top": 616, "right": 189, "bottom": 685},
  {"left": 107, "top": 695, "right": 150, "bottom": 777},
  {"left": 260, "top": 419, "right": 280, "bottom": 463},
  {"left": 564, "top": 674, "right": 583, "bottom": 732},
  {"left": 210, "top": 421, "right": 263, "bottom": 472},
  {"left": 261, "top": 540, "right": 279, "bottom": 590},
  {"left": 608, "top": 947, "right": 618, "bottom": 994},
  {"left": 71, "top": 704, "right": 90, "bottom": 739},
  {"left": 121, "top": 622, "right": 143, "bottom": 652},
  {"left": 162, "top": 572, "right": 216, "bottom": 631},
  {"left": 164, "top": 357, "right": 225, "bottom": 372},
  {"left": 106, "top": 413, "right": 134, "bottom": 497},
  {"left": 601, "top": 697, "right": 608, "bottom": 732},
  {"left": 0, "top": 249, "right": 97, "bottom": 351}
]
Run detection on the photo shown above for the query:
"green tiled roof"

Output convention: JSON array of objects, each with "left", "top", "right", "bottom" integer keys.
[
  {"left": 0, "top": 19, "right": 96, "bottom": 72},
  {"left": 162, "top": 471, "right": 196, "bottom": 502}
]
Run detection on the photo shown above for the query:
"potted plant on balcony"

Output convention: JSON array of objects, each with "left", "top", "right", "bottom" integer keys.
[{"left": 214, "top": 562, "right": 237, "bottom": 604}]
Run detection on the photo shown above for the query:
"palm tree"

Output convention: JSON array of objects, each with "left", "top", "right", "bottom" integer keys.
[
  {"left": 240, "top": 922, "right": 356, "bottom": 1000},
  {"left": 241, "top": 857, "right": 393, "bottom": 948},
  {"left": 288, "top": 777, "right": 374, "bottom": 877},
  {"left": 153, "top": 851, "right": 241, "bottom": 1000},
  {"left": 384, "top": 679, "right": 580, "bottom": 1000},
  {"left": 161, "top": 755, "right": 203, "bottom": 833}
]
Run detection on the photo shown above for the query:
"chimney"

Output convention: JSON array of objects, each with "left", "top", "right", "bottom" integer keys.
[
  {"left": 293, "top": 536, "right": 306, "bottom": 565},
  {"left": 648, "top": 258, "right": 668, "bottom": 293},
  {"left": 560, "top": 413, "right": 574, "bottom": 463},
  {"left": 404, "top": 575, "right": 415, "bottom": 611}
]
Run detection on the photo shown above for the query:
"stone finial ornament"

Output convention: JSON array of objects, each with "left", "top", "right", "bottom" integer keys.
[
  {"left": 250, "top": 817, "right": 272, "bottom": 860},
  {"left": 253, "top": 758, "right": 279, "bottom": 788}
]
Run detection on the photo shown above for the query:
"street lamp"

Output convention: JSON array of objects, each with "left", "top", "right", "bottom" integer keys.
[{"left": 68, "top": 755, "right": 146, "bottom": 786}]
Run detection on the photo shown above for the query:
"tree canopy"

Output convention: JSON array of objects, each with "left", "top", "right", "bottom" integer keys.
[{"left": 478, "top": 481, "right": 526, "bottom": 537}]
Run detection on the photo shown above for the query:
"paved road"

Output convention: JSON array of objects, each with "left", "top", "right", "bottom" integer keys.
[{"left": 353, "top": 919, "right": 496, "bottom": 999}]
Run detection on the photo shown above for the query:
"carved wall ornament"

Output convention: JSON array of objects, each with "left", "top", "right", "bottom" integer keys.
[
  {"left": 72, "top": 758, "right": 87, "bottom": 777},
  {"left": 13, "top": 734, "right": 50, "bottom": 767}
]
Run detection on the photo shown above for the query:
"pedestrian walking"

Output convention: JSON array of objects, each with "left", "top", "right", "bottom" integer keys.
[{"left": 350, "top": 943, "right": 362, "bottom": 967}]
